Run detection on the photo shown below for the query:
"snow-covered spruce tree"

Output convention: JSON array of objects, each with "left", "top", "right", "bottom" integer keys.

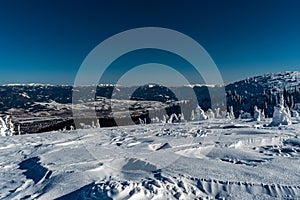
[
  {"left": 96, "top": 119, "right": 101, "bottom": 128},
  {"left": 294, "top": 103, "right": 300, "bottom": 113},
  {"left": 167, "top": 113, "right": 179, "bottom": 123},
  {"left": 0, "top": 115, "right": 15, "bottom": 136},
  {"left": 91, "top": 121, "right": 96, "bottom": 128},
  {"left": 221, "top": 110, "right": 227, "bottom": 118},
  {"left": 139, "top": 118, "right": 145, "bottom": 125},
  {"left": 228, "top": 106, "right": 235, "bottom": 120},
  {"left": 17, "top": 124, "right": 21, "bottom": 135},
  {"left": 178, "top": 113, "right": 185, "bottom": 122},
  {"left": 261, "top": 109, "right": 265, "bottom": 119},
  {"left": 5, "top": 116, "right": 14, "bottom": 135},
  {"left": 190, "top": 109, "right": 195, "bottom": 121},
  {"left": 0, "top": 117, "right": 7, "bottom": 136},
  {"left": 195, "top": 105, "right": 208, "bottom": 120},
  {"left": 214, "top": 108, "right": 221, "bottom": 118},
  {"left": 162, "top": 115, "right": 167, "bottom": 123},
  {"left": 269, "top": 95, "right": 292, "bottom": 126},
  {"left": 205, "top": 108, "right": 215, "bottom": 119},
  {"left": 253, "top": 106, "right": 261, "bottom": 121},
  {"left": 291, "top": 110, "right": 299, "bottom": 118},
  {"left": 151, "top": 117, "right": 160, "bottom": 124}
]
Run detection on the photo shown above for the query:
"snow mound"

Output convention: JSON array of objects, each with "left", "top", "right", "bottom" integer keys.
[
  {"left": 155, "top": 143, "right": 171, "bottom": 151},
  {"left": 122, "top": 158, "right": 157, "bottom": 172}
]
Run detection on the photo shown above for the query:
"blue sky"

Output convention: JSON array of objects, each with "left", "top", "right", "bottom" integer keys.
[{"left": 0, "top": 0, "right": 300, "bottom": 85}]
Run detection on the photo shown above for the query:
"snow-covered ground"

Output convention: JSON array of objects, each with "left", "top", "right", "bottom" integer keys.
[{"left": 1, "top": 118, "right": 300, "bottom": 199}]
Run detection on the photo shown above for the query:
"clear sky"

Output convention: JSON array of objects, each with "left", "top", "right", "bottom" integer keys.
[{"left": 0, "top": 0, "right": 300, "bottom": 85}]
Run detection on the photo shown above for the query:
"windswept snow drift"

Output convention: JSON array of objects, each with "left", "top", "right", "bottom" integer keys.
[{"left": 0, "top": 118, "right": 300, "bottom": 199}]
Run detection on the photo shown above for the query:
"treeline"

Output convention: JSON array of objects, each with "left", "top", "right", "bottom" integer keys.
[{"left": 226, "top": 86, "right": 300, "bottom": 118}]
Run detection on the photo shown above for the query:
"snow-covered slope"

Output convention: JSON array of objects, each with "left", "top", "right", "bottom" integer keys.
[
  {"left": 227, "top": 71, "right": 300, "bottom": 95},
  {"left": 1, "top": 118, "right": 300, "bottom": 199},
  {"left": 226, "top": 71, "right": 300, "bottom": 117}
]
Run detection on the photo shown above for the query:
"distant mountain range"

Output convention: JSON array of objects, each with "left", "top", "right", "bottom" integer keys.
[
  {"left": 0, "top": 71, "right": 299, "bottom": 133},
  {"left": 1, "top": 71, "right": 299, "bottom": 108}
]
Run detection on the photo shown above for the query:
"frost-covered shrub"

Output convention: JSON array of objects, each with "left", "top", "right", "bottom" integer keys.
[{"left": 79, "top": 123, "right": 92, "bottom": 129}]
